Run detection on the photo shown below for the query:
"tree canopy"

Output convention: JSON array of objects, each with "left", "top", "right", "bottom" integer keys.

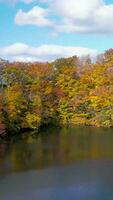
[{"left": 1, "top": 50, "right": 113, "bottom": 135}]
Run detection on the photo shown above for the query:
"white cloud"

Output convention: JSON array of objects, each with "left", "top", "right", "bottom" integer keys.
[
  {"left": 52, "top": 0, "right": 103, "bottom": 21},
  {"left": 0, "top": 43, "right": 99, "bottom": 62},
  {"left": 15, "top": 6, "right": 52, "bottom": 27},
  {"left": 51, "top": 0, "right": 113, "bottom": 34},
  {"left": 14, "top": 0, "right": 113, "bottom": 34}
]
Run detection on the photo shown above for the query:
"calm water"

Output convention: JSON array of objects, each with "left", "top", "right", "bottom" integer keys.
[{"left": 1, "top": 126, "right": 113, "bottom": 200}]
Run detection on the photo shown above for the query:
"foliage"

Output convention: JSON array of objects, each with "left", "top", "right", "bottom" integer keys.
[{"left": 1, "top": 50, "right": 113, "bottom": 135}]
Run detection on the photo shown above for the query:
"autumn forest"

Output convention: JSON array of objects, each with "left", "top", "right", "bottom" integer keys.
[{"left": 1, "top": 48, "right": 113, "bottom": 136}]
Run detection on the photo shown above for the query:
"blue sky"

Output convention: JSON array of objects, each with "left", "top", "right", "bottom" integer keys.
[{"left": 0, "top": 0, "right": 113, "bottom": 61}]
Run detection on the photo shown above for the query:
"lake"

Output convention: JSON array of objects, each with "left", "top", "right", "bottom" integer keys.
[{"left": 0, "top": 126, "right": 113, "bottom": 200}]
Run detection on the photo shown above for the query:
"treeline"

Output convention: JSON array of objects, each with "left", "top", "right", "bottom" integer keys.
[{"left": 0, "top": 49, "right": 113, "bottom": 134}]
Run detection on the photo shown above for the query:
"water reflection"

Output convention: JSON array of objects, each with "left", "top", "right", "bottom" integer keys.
[{"left": 0, "top": 126, "right": 113, "bottom": 174}]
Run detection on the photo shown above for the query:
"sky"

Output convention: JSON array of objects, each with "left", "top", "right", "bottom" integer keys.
[{"left": 0, "top": 0, "right": 113, "bottom": 61}]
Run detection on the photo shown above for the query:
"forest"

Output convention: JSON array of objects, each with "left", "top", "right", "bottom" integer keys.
[{"left": 0, "top": 48, "right": 113, "bottom": 135}]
